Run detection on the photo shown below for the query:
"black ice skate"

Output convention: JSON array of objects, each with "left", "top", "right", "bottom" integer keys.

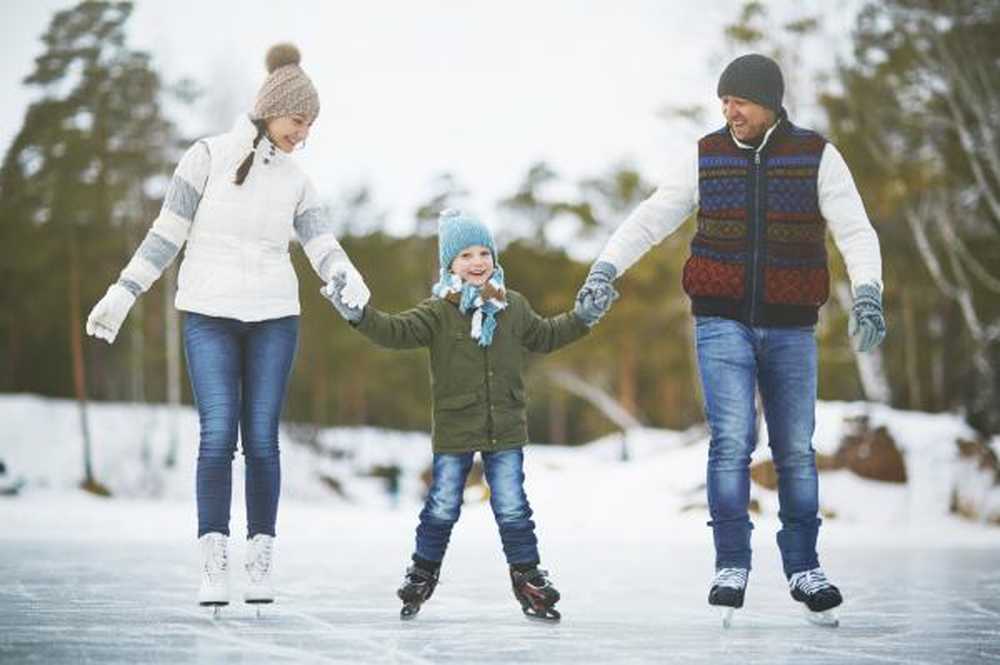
[
  {"left": 708, "top": 567, "right": 748, "bottom": 628},
  {"left": 510, "top": 567, "right": 561, "bottom": 622},
  {"left": 789, "top": 567, "right": 842, "bottom": 627},
  {"left": 397, "top": 564, "right": 439, "bottom": 620}
]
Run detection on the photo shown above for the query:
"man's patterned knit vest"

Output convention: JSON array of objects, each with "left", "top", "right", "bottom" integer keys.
[{"left": 682, "top": 119, "right": 829, "bottom": 326}]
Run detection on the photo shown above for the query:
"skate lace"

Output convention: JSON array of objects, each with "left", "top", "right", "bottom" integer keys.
[
  {"left": 513, "top": 568, "right": 550, "bottom": 589},
  {"left": 789, "top": 568, "right": 830, "bottom": 595},
  {"left": 246, "top": 537, "right": 273, "bottom": 583},
  {"left": 528, "top": 569, "right": 550, "bottom": 587},
  {"left": 405, "top": 565, "right": 437, "bottom": 585},
  {"left": 712, "top": 567, "right": 748, "bottom": 590},
  {"left": 203, "top": 536, "right": 228, "bottom": 582}
]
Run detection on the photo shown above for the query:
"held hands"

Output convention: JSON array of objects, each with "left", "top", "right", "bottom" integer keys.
[
  {"left": 321, "top": 273, "right": 365, "bottom": 323},
  {"left": 327, "top": 260, "right": 370, "bottom": 310},
  {"left": 849, "top": 282, "right": 886, "bottom": 353},
  {"left": 85, "top": 283, "right": 136, "bottom": 344},
  {"left": 574, "top": 261, "right": 619, "bottom": 327}
]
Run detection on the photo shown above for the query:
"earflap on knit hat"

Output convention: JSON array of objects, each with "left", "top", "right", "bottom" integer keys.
[
  {"left": 717, "top": 53, "right": 784, "bottom": 112},
  {"left": 437, "top": 209, "right": 498, "bottom": 274},
  {"left": 252, "top": 43, "right": 320, "bottom": 122}
]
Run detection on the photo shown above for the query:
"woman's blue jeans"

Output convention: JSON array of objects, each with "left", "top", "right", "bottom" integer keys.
[
  {"left": 695, "top": 316, "right": 821, "bottom": 578},
  {"left": 183, "top": 312, "right": 298, "bottom": 539},
  {"left": 414, "top": 447, "right": 540, "bottom": 567}
]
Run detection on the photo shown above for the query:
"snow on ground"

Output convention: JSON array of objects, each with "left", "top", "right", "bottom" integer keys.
[
  {"left": 0, "top": 394, "right": 997, "bottom": 544},
  {"left": 1, "top": 395, "right": 999, "bottom": 662}
]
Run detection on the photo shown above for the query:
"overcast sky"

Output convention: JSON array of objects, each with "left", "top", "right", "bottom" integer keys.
[{"left": 1, "top": 1, "right": 859, "bottom": 253}]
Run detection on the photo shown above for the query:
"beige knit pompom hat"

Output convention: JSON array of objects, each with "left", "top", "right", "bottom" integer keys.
[{"left": 251, "top": 43, "right": 320, "bottom": 122}]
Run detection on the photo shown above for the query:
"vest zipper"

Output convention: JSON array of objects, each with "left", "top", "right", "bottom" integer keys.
[{"left": 749, "top": 150, "right": 762, "bottom": 325}]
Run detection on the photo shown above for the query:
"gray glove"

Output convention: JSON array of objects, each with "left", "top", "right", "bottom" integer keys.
[
  {"left": 849, "top": 282, "right": 886, "bottom": 353},
  {"left": 574, "top": 261, "right": 619, "bottom": 327},
  {"left": 321, "top": 274, "right": 364, "bottom": 323}
]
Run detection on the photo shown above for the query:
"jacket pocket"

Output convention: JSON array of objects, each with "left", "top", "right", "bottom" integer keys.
[
  {"left": 433, "top": 392, "right": 486, "bottom": 448},
  {"left": 437, "top": 392, "right": 479, "bottom": 411},
  {"left": 490, "top": 388, "right": 528, "bottom": 442}
]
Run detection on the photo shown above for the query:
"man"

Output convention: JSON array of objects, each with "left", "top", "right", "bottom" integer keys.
[{"left": 574, "top": 54, "right": 885, "bottom": 623}]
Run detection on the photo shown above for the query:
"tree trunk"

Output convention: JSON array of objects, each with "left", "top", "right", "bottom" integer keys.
[
  {"left": 164, "top": 264, "right": 181, "bottom": 468},
  {"left": 618, "top": 334, "right": 638, "bottom": 417},
  {"left": 902, "top": 289, "right": 923, "bottom": 410},
  {"left": 834, "top": 282, "right": 891, "bottom": 403},
  {"left": 312, "top": 350, "right": 328, "bottom": 425},
  {"left": 69, "top": 232, "right": 95, "bottom": 488},
  {"left": 548, "top": 387, "right": 567, "bottom": 445},
  {"left": 5, "top": 320, "right": 19, "bottom": 392}
]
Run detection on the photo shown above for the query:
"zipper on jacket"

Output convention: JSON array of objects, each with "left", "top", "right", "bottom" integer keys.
[{"left": 748, "top": 150, "right": 763, "bottom": 325}]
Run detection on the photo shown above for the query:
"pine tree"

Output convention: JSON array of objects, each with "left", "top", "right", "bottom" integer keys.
[{"left": 0, "top": 1, "right": 181, "bottom": 492}]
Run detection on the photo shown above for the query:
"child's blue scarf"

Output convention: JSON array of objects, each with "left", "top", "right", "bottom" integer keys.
[{"left": 431, "top": 266, "right": 507, "bottom": 347}]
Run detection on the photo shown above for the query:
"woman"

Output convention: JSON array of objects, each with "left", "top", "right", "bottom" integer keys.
[{"left": 85, "top": 43, "right": 368, "bottom": 611}]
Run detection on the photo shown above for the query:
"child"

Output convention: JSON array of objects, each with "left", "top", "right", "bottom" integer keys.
[
  {"left": 86, "top": 43, "right": 369, "bottom": 614},
  {"left": 324, "top": 209, "right": 609, "bottom": 621}
]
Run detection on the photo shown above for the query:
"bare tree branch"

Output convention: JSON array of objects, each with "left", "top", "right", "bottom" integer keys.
[
  {"left": 938, "top": 217, "right": 1000, "bottom": 293},
  {"left": 927, "top": 30, "right": 1000, "bottom": 231},
  {"left": 906, "top": 199, "right": 960, "bottom": 300},
  {"left": 547, "top": 369, "right": 642, "bottom": 431}
]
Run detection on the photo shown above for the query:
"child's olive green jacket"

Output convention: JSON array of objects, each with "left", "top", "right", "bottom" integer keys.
[{"left": 353, "top": 290, "right": 589, "bottom": 453}]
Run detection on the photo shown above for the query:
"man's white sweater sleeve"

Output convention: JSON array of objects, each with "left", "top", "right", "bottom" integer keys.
[
  {"left": 596, "top": 146, "right": 699, "bottom": 275},
  {"left": 819, "top": 143, "right": 883, "bottom": 294}
]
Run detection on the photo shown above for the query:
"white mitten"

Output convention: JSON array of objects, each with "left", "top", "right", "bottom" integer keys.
[
  {"left": 85, "top": 283, "right": 136, "bottom": 344},
  {"left": 328, "top": 261, "right": 370, "bottom": 310}
]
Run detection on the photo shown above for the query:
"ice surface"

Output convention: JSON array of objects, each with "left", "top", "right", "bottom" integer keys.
[
  {"left": 2, "top": 395, "right": 998, "bottom": 662},
  {"left": 1, "top": 498, "right": 998, "bottom": 664}
]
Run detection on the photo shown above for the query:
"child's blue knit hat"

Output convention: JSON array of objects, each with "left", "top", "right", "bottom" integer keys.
[{"left": 438, "top": 209, "right": 497, "bottom": 273}]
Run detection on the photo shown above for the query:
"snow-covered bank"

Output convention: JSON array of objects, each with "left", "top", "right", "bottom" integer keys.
[{"left": 0, "top": 394, "right": 997, "bottom": 548}]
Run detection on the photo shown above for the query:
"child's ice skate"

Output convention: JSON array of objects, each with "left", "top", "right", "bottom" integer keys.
[
  {"left": 510, "top": 566, "right": 561, "bottom": 622},
  {"left": 244, "top": 534, "right": 275, "bottom": 618},
  {"left": 397, "top": 563, "right": 439, "bottom": 620},
  {"left": 708, "top": 567, "right": 748, "bottom": 628},
  {"left": 789, "top": 567, "right": 842, "bottom": 627},
  {"left": 197, "top": 532, "right": 230, "bottom": 618}
]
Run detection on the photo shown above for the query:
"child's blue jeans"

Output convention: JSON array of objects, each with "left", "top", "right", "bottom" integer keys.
[
  {"left": 414, "top": 447, "right": 540, "bottom": 567},
  {"left": 184, "top": 312, "right": 298, "bottom": 539}
]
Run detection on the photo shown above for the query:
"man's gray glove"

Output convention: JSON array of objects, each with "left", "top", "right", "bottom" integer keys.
[
  {"left": 574, "top": 260, "right": 619, "bottom": 327},
  {"left": 321, "top": 273, "right": 364, "bottom": 323},
  {"left": 849, "top": 282, "right": 886, "bottom": 353}
]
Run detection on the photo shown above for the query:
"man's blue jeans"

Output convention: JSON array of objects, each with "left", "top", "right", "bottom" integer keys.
[
  {"left": 414, "top": 447, "right": 540, "bottom": 566},
  {"left": 695, "top": 316, "right": 821, "bottom": 578},
  {"left": 183, "top": 312, "right": 299, "bottom": 539}
]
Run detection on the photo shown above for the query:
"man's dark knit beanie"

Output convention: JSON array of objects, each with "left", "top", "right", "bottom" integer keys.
[{"left": 717, "top": 53, "right": 784, "bottom": 112}]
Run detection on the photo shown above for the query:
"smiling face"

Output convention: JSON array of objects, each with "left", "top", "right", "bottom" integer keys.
[
  {"left": 721, "top": 95, "right": 776, "bottom": 143},
  {"left": 450, "top": 245, "right": 495, "bottom": 286},
  {"left": 265, "top": 114, "right": 312, "bottom": 153}
]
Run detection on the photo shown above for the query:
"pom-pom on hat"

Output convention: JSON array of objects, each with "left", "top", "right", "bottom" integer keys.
[{"left": 252, "top": 43, "right": 320, "bottom": 122}]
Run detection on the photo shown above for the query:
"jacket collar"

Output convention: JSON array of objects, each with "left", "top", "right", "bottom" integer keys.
[
  {"left": 231, "top": 114, "right": 287, "bottom": 166},
  {"left": 728, "top": 107, "right": 789, "bottom": 154}
]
